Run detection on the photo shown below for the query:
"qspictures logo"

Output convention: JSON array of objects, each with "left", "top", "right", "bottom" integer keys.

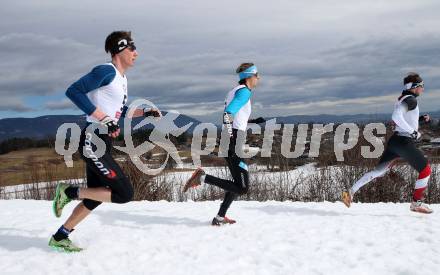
[{"left": 55, "top": 99, "right": 387, "bottom": 175}]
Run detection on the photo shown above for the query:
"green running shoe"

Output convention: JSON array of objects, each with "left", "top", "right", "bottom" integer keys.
[
  {"left": 52, "top": 182, "right": 72, "bottom": 218},
  {"left": 48, "top": 236, "right": 83, "bottom": 253}
]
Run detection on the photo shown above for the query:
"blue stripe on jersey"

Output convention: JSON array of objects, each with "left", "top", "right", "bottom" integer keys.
[
  {"left": 224, "top": 87, "right": 251, "bottom": 115},
  {"left": 239, "top": 161, "right": 248, "bottom": 171},
  {"left": 65, "top": 64, "right": 116, "bottom": 115}
]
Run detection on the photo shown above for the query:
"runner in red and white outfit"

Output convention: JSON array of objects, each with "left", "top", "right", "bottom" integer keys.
[{"left": 342, "top": 72, "right": 433, "bottom": 214}]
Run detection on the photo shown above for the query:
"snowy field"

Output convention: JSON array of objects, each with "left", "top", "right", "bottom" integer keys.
[{"left": 1, "top": 200, "right": 440, "bottom": 275}]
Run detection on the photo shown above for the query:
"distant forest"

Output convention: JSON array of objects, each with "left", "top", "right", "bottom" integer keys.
[{"left": 0, "top": 137, "right": 55, "bottom": 155}]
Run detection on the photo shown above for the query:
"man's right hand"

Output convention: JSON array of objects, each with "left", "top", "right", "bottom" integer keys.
[
  {"left": 100, "top": 116, "right": 120, "bottom": 138},
  {"left": 419, "top": 114, "right": 430, "bottom": 123},
  {"left": 144, "top": 108, "right": 162, "bottom": 118},
  {"left": 410, "top": 130, "right": 422, "bottom": 141}
]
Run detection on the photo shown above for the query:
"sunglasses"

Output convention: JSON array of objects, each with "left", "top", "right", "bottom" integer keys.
[
  {"left": 127, "top": 43, "right": 136, "bottom": 52},
  {"left": 414, "top": 82, "right": 424, "bottom": 88}
]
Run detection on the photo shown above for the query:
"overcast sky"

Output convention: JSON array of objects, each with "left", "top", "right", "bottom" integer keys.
[{"left": 1, "top": 0, "right": 440, "bottom": 122}]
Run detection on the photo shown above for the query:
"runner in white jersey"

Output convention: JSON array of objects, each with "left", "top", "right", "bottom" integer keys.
[
  {"left": 342, "top": 73, "right": 433, "bottom": 214},
  {"left": 183, "top": 63, "right": 265, "bottom": 226},
  {"left": 49, "top": 31, "right": 161, "bottom": 252},
  {"left": 84, "top": 61, "right": 128, "bottom": 123}
]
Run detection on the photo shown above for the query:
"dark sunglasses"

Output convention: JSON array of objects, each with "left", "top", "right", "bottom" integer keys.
[
  {"left": 414, "top": 82, "right": 424, "bottom": 88},
  {"left": 127, "top": 43, "right": 136, "bottom": 52}
]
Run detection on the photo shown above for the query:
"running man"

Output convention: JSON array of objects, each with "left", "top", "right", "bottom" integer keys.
[
  {"left": 49, "top": 31, "right": 161, "bottom": 252},
  {"left": 342, "top": 72, "right": 432, "bottom": 214},
  {"left": 183, "top": 63, "right": 265, "bottom": 225}
]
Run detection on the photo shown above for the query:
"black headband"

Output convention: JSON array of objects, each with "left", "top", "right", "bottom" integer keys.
[{"left": 111, "top": 39, "right": 135, "bottom": 55}]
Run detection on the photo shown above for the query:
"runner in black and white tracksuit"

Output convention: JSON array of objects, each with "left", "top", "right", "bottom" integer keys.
[
  {"left": 342, "top": 72, "right": 433, "bottom": 214},
  {"left": 49, "top": 31, "right": 161, "bottom": 252},
  {"left": 183, "top": 63, "right": 265, "bottom": 225}
]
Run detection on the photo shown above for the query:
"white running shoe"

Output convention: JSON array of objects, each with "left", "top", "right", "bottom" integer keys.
[{"left": 410, "top": 201, "right": 433, "bottom": 214}]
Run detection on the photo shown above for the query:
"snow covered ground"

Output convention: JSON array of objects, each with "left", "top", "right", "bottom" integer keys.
[{"left": 1, "top": 200, "right": 439, "bottom": 275}]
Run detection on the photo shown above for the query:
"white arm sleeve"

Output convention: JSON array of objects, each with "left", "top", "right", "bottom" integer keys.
[{"left": 392, "top": 103, "right": 415, "bottom": 134}]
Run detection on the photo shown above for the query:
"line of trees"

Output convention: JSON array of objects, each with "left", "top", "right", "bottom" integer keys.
[{"left": 0, "top": 137, "right": 55, "bottom": 155}]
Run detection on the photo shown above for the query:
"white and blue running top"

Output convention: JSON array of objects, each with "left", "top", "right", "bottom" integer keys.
[
  {"left": 224, "top": 85, "right": 252, "bottom": 131},
  {"left": 65, "top": 62, "right": 128, "bottom": 123}
]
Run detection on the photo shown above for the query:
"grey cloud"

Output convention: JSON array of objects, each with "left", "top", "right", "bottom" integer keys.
[
  {"left": 1, "top": 0, "right": 440, "bottom": 120},
  {"left": 0, "top": 97, "right": 33, "bottom": 112},
  {"left": 44, "top": 99, "right": 76, "bottom": 110},
  {"left": 0, "top": 33, "right": 103, "bottom": 97}
]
